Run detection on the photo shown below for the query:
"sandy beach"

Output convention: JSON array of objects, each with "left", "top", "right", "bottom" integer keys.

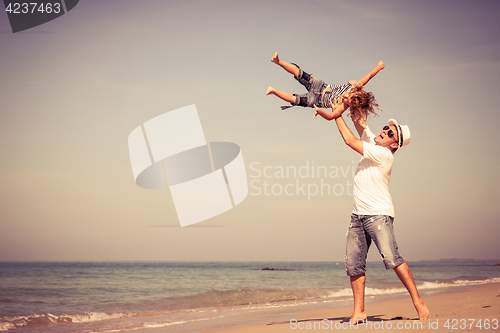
[{"left": 208, "top": 283, "right": 500, "bottom": 333}]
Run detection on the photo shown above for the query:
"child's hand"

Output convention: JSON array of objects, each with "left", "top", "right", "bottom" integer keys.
[
  {"left": 313, "top": 104, "right": 321, "bottom": 119},
  {"left": 378, "top": 61, "right": 385, "bottom": 69}
]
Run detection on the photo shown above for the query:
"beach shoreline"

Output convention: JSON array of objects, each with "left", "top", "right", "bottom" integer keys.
[
  {"left": 204, "top": 282, "right": 500, "bottom": 333},
  {"left": 1, "top": 262, "right": 498, "bottom": 333}
]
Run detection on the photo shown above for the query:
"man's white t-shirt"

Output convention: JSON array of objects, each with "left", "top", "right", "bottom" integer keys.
[{"left": 352, "top": 126, "right": 395, "bottom": 217}]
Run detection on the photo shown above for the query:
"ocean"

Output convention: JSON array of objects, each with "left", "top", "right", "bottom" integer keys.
[{"left": 0, "top": 261, "right": 499, "bottom": 332}]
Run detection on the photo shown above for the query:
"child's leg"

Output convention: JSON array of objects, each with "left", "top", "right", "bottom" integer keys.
[
  {"left": 266, "top": 87, "right": 296, "bottom": 104},
  {"left": 271, "top": 52, "right": 299, "bottom": 77},
  {"left": 271, "top": 52, "right": 323, "bottom": 95}
]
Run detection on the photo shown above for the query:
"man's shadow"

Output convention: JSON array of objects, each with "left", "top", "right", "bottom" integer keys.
[{"left": 268, "top": 315, "right": 417, "bottom": 326}]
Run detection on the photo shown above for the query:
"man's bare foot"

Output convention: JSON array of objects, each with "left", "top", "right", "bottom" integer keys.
[
  {"left": 271, "top": 52, "right": 279, "bottom": 64},
  {"left": 266, "top": 86, "right": 275, "bottom": 95},
  {"left": 414, "top": 299, "right": 429, "bottom": 320},
  {"left": 350, "top": 311, "right": 367, "bottom": 325}
]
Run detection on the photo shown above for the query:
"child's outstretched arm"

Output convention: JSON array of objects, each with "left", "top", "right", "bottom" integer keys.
[
  {"left": 357, "top": 61, "right": 385, "bottom": 87},
  {"left": 312, "top": 97, "right": 346, "bottom": 120}
]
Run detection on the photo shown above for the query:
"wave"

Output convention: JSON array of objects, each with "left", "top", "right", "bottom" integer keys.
[
  {"left": 1, "top": 276, "right": 498, "bottom": 331},
  {"left": 326, "top": 276, "right": 500, "bottom": 299},
  {"left": 0, "top": 312, "right": 138, "bottom": 331},
  {"left": 170, "top": 287, "right": 330, "bottom": 307}
]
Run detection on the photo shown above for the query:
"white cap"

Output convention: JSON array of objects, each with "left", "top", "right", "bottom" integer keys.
[{"left": 388, "top": 119, "right": 411, "bottom": 154}]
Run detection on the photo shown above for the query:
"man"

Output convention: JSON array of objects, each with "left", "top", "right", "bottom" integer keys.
[{"left": 318, "top": 100, "right": 429, "bottom": 323}]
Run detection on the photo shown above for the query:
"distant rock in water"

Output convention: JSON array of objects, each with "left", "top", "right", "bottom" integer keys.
[{"left": 260, "top": 267, "right": 295, "bottom": 271}]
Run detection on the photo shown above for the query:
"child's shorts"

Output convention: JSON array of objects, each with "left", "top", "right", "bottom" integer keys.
[{"left": 292, "top": 68, "right": 328, "bottom": 108}]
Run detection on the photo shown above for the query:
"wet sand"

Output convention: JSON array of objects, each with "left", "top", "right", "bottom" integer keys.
[{"left": 208, "top": 283, "right": 500, "bottom": 333}]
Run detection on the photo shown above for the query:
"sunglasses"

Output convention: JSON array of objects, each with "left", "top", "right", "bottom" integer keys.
[{"left": 383, "top": 126, "right": 397, "bottom": 140}]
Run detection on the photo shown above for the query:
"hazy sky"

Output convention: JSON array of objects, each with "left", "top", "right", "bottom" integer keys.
[{"left": 1, "top": 0, "right": 499, "bottom": 262}]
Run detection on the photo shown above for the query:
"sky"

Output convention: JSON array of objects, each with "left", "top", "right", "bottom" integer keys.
[{"left": 0, "top": 0, "right": 499, "bottom": 262}]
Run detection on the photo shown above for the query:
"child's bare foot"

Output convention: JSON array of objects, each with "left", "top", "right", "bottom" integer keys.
[
  {"left": 271, "top": 52, "right": 279, "bottom": 64},
  {"left": 414, "top": 299, "right": 429, "bottom": 320},
  {"left": 266, "top": 86, "right": 276, "bottom": 95},
  {"left": 378, "top": 60, "right": 385, "bottom": 69}
]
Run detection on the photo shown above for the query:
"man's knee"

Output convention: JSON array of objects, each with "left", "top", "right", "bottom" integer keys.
[
  {"left": 383, "top": 256, "right": 405, "bottom": 270},
  {"left": 346, "top": 265, "right": 367, "bottom": 277},
  {"left": 379, "top": 245, "right": 405, "bottom": 269},
  {"left": 345, "top": 255, "right": 367, "bottom": 276}
]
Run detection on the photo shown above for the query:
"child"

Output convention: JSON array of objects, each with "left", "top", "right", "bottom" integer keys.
[{"left": 266, "top": 52, "right": 384, "bottom": 122}]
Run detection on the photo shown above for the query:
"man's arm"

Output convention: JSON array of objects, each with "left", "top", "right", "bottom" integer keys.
[
  {"left": 357, "top": 61, "right": 385, "bottom": 87},
  {"left": 352, "top": 116, "right": 367, "bottom": 137},
  {"left": 335, "top": 116, "right": 364, "bottom": 155}
]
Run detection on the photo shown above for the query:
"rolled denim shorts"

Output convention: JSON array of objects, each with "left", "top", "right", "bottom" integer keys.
[
  {"left": 292, "top": 68, "right": 327, "bottom": 107},
  {"left": 345, "top": 214, "right": 405, "bottom": 276}
]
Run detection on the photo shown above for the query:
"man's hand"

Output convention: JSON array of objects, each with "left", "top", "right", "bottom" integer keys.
[
  {"left": 348, "top": 80, "right": 364, "bottom": 90},
  {"left": 314, "top": 96, "right": 347, "bottom": 121},
  {"left": 330, "top": 95, "right": 344, "bottom": 110}
]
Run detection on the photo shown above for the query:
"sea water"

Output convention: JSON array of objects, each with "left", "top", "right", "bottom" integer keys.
[{"left": 0, "top": 261, "right": 499, "bottom": 332}]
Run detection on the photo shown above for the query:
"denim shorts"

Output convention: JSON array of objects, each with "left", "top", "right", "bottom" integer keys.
[
  {"left": 292, "top": 68, "right": 327, "bottom": 107},
  {"left": 345, "top": 214, "right": 405, "bottom": 276}
]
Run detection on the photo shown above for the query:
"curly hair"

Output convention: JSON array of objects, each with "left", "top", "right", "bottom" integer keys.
[{"left": 346, "top": 87, "right": 381, "bottom": 123}]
